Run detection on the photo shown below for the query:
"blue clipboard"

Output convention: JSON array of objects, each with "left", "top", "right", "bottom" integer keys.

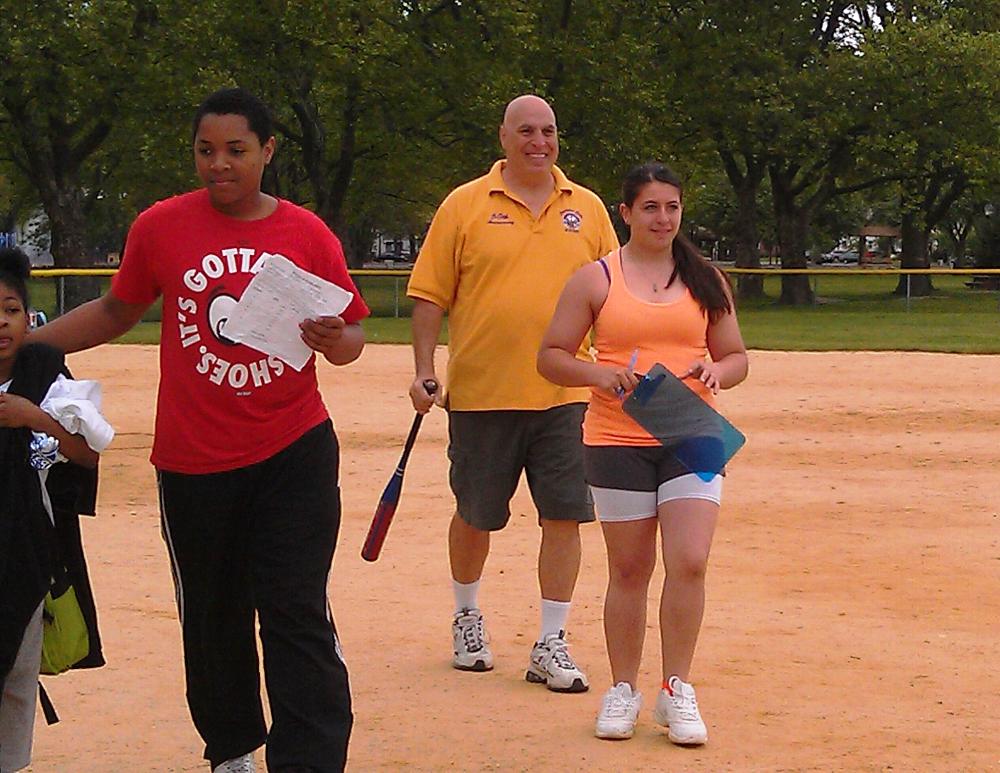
[{"left": 622, "top": 362, "right": 746, "bottom": 481}]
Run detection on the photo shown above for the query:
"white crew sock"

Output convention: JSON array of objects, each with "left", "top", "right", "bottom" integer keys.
[
  {"left": 453, "top": 579, "right": 481, "bottom": 614},
  {"left": 540, "top": 598, "right": 571, "bottom": 640}
]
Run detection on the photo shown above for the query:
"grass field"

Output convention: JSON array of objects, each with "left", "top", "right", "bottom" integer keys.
[
  {"left": 28, "top": 270, "right": 1000, "bottom": 352},
  {"left": 737, "top": 272, "right": 1000, "bottom": 352}
]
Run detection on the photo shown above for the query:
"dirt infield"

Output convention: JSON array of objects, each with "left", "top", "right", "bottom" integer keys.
[{"left": 27, "top": 345, "right": 999, "bottom": 772}]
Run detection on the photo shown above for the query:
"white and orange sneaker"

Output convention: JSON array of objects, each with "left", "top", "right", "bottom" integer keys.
[{"left": 653, "top": 675, "right": 708, "bottom": 745}]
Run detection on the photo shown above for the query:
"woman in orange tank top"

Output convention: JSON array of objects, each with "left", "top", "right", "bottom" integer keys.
[{"left": 538, "top": 162, "right": 748, "bottom": 745}]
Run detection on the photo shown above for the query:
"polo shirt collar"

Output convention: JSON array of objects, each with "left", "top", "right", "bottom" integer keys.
[{"left": 487, "top": 160, "right": 573, "bottom": 195}]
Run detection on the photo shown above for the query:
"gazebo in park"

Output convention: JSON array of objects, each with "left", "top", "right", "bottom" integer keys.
[{"left": 855, "top": 224, "right": 901, "bottom": 265}]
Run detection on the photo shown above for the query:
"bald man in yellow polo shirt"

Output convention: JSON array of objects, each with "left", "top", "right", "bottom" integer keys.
[{"left": 407, "top": 94, "right": 618, "bottom": 692}]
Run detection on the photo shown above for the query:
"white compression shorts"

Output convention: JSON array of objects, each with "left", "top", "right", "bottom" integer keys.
[{"left": 590, "top": 472, "right": 722, "bottom": 522}]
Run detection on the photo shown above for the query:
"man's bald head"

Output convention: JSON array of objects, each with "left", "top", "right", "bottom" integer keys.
[
  {"left": 499, "top": 94, "right": 559, "bottom": 180},
  {"left": 502, "top": 95, "right": 556, "bottom": 129}
]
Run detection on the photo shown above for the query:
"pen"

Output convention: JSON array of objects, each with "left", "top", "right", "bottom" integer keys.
[{"left": 615, "top": 348, "right": 640, "bottom": 399}]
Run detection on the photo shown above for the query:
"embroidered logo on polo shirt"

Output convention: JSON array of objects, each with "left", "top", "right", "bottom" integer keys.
[
  {"left": 487, "top": 212, "right": 514, "bottom": 225},
  {"left": 561, "top": 209, "right": 582, "bottom": 232}
]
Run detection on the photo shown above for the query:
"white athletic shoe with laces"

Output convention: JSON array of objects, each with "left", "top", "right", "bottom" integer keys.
[
  {"left": 595, "top": 682, "right": 642, "bottom": 739},
  {"left": 213, "top": 753, "right": 256, "bottom": 773},
  {"left": 525, "top": 630, "right": 589, "bottom": 693},
  {"left": 452, "top": 607, "right": 493, "bottom": 671},
  {"left": 653, "top": 675, "right": 708, "bottom": 745}
]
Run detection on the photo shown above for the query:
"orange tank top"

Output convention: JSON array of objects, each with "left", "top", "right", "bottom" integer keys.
[{"left": 583, "top": 249, "right": 714, "bottom": 446}]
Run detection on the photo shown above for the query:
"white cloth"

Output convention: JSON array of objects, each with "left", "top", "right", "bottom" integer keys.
[
  {"left": 1, "top": 375, "right": 113, "bottom": 521},
  {"left": 39, "top": 374, "right": 115, "bottom": 453}
]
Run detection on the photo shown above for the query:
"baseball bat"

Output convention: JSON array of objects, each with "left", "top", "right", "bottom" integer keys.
[{"left": 361, "top": 380, "right": 438, "bottom": 561}]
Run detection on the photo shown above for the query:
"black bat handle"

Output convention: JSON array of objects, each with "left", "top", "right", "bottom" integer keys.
[{"left": 398, "top": 380, "right": 438, "bottom": 468}]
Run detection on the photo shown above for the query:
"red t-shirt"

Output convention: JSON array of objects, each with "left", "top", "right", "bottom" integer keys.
[{"left": 112, "top": 189, "right": 370, "bottom": 474}]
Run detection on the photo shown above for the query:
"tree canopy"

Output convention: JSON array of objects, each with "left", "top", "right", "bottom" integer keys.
[{"left": 1, "top": 0, "right": 998, "bottom": 301}]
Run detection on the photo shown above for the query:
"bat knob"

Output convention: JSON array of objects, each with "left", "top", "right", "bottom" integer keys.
[{"left": 422, "top": 379, "right": 439, "bottom": 395}]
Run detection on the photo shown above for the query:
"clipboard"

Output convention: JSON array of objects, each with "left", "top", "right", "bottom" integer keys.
[{"left": 622, "top": 362, "right": 746, "bottom": 481}]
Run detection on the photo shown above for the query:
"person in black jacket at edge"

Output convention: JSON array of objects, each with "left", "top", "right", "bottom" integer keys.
[{"left": 0, "top": 247, "right": 112, "bottom": 771}]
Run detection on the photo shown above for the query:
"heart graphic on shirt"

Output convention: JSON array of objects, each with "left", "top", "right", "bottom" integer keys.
[{"left": 207, "top": 292, "right": 239, "bottom": 346}]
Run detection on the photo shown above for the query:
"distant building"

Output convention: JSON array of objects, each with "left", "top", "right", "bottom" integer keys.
[{"left": 366, "top": 231, "right": 421, "bottom": 267}]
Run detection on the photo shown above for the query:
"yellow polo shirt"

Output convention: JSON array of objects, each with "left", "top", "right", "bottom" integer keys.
[{"left": 408, "top": 160, "right": 619, "bottom": 410}]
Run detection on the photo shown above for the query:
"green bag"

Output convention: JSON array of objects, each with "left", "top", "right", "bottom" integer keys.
[{"left": 40, "top": 585, "right": 90, "bottom": 675}]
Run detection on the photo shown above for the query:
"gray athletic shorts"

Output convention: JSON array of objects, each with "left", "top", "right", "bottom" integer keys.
[{"left": 447, "top": 403, "right": 594, "bottom": 531}]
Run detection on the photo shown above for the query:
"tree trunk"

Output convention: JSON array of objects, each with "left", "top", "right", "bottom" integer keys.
[
  {"left": 335, "top": 218, "right": 361, "bottom": 269},
  {"left": 732, "top": 183, "right": 764, "bottom": 299},
  {"left": 342, "top": 219, "right": 375, "bottom": 269},
  {"left": 44, "top": 186, "right": 104, "bottom": 311},
  {"left": 772, "top": 187, "right": 814, "bottom": 305},
  {"left": 895, "top": 211, "right": 933, "bottom": 296},
  {"left": 952, "top": 233, "right": 969, "bottom": 268},
  {"left": 718, "top": 150, "right": 765, "bottom": 300},
  {"left": 314, "top": 76, "right": 360, "bottom": 254}
]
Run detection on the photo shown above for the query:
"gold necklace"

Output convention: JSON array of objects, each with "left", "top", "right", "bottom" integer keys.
[{"left": 622, "top": 247, "right": 678, "bottom": 293}]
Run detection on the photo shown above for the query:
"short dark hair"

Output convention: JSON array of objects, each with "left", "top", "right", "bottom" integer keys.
[
  {"left": 0, "top": 247, "right": 31, "bottom": 308},
  {"left": 192, "top": 88, "right": 274, "bottom": 145}
]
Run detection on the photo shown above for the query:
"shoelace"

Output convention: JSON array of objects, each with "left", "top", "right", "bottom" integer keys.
[
  {"left": 670, "top": 692, "right": 700, "bottom": 722},
  {"left": 458, "top": 616, "right": 486, "bottom": 652},
  {"left": 602, "top": 693, "right": 633, "bottom": 718},
  {"left": 547, "top": 639, "right": 578, "bottom": 671}
]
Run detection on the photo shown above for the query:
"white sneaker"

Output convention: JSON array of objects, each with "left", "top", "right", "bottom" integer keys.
[
  {"left": 213, "top": 753, "right": 256, "bottom": 773},
  {"left": 595, "top": 682, "right": 642, "bottom": 739},
  {"left": 653, "top": 675, "right": 708, "bottom": 745},
  {"left": 525, "top": 630, "right": 589, "bottom": 693},
  {"left": 452, "top": 607, "right": 493, "bottom": 671}
]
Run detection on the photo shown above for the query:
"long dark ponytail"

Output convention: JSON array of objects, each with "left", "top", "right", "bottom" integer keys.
[{"left": 622, "top": 162, "right": 733, "bottom": 323}]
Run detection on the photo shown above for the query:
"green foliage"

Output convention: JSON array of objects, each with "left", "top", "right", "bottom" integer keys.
[
  {"left": 969, "top": 199, "right": 1000, "bottom": 267},
  {"left": 0, "top": 0, "right": 165, "bottom": 267},
  {"left": 852, "top": 14, "right": 1000, "bottom": 265},
  {"left": 3, "top": 0, "right": 1000, "bottom": 294}
]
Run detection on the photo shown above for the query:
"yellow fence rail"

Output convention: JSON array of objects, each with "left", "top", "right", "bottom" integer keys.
[
  {"left": 29, "top": 266, "right": 1000, "bottom": 317},
  {"left": 31, "top": 266, "right": 1000, "bottom": 278}
]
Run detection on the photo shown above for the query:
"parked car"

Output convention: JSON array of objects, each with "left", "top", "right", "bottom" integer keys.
[{"left": 820, "top": 249, "right": 860, "bottom": 264}]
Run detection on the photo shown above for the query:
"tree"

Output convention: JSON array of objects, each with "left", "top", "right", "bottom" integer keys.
[
  {"left": 167, "top": 0, "right": 535, "bottom": 266},
  {"left": 634, "top": 1, "right": 893, "bottom": 304},
  {"left": 858, "top": 17, "right": 1000, "bottom": 294},
  {"left": 0, "top": 1, "right": 161, "bottom": 305}
]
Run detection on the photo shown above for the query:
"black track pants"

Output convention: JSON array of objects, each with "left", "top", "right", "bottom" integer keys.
[{"left": 157, "top": 420, "right": 352, "bottom": 771}]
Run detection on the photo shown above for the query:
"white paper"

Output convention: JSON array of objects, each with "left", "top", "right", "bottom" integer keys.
[{"left": 223, "top": 254, "right": 354, "bottom": 371}]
